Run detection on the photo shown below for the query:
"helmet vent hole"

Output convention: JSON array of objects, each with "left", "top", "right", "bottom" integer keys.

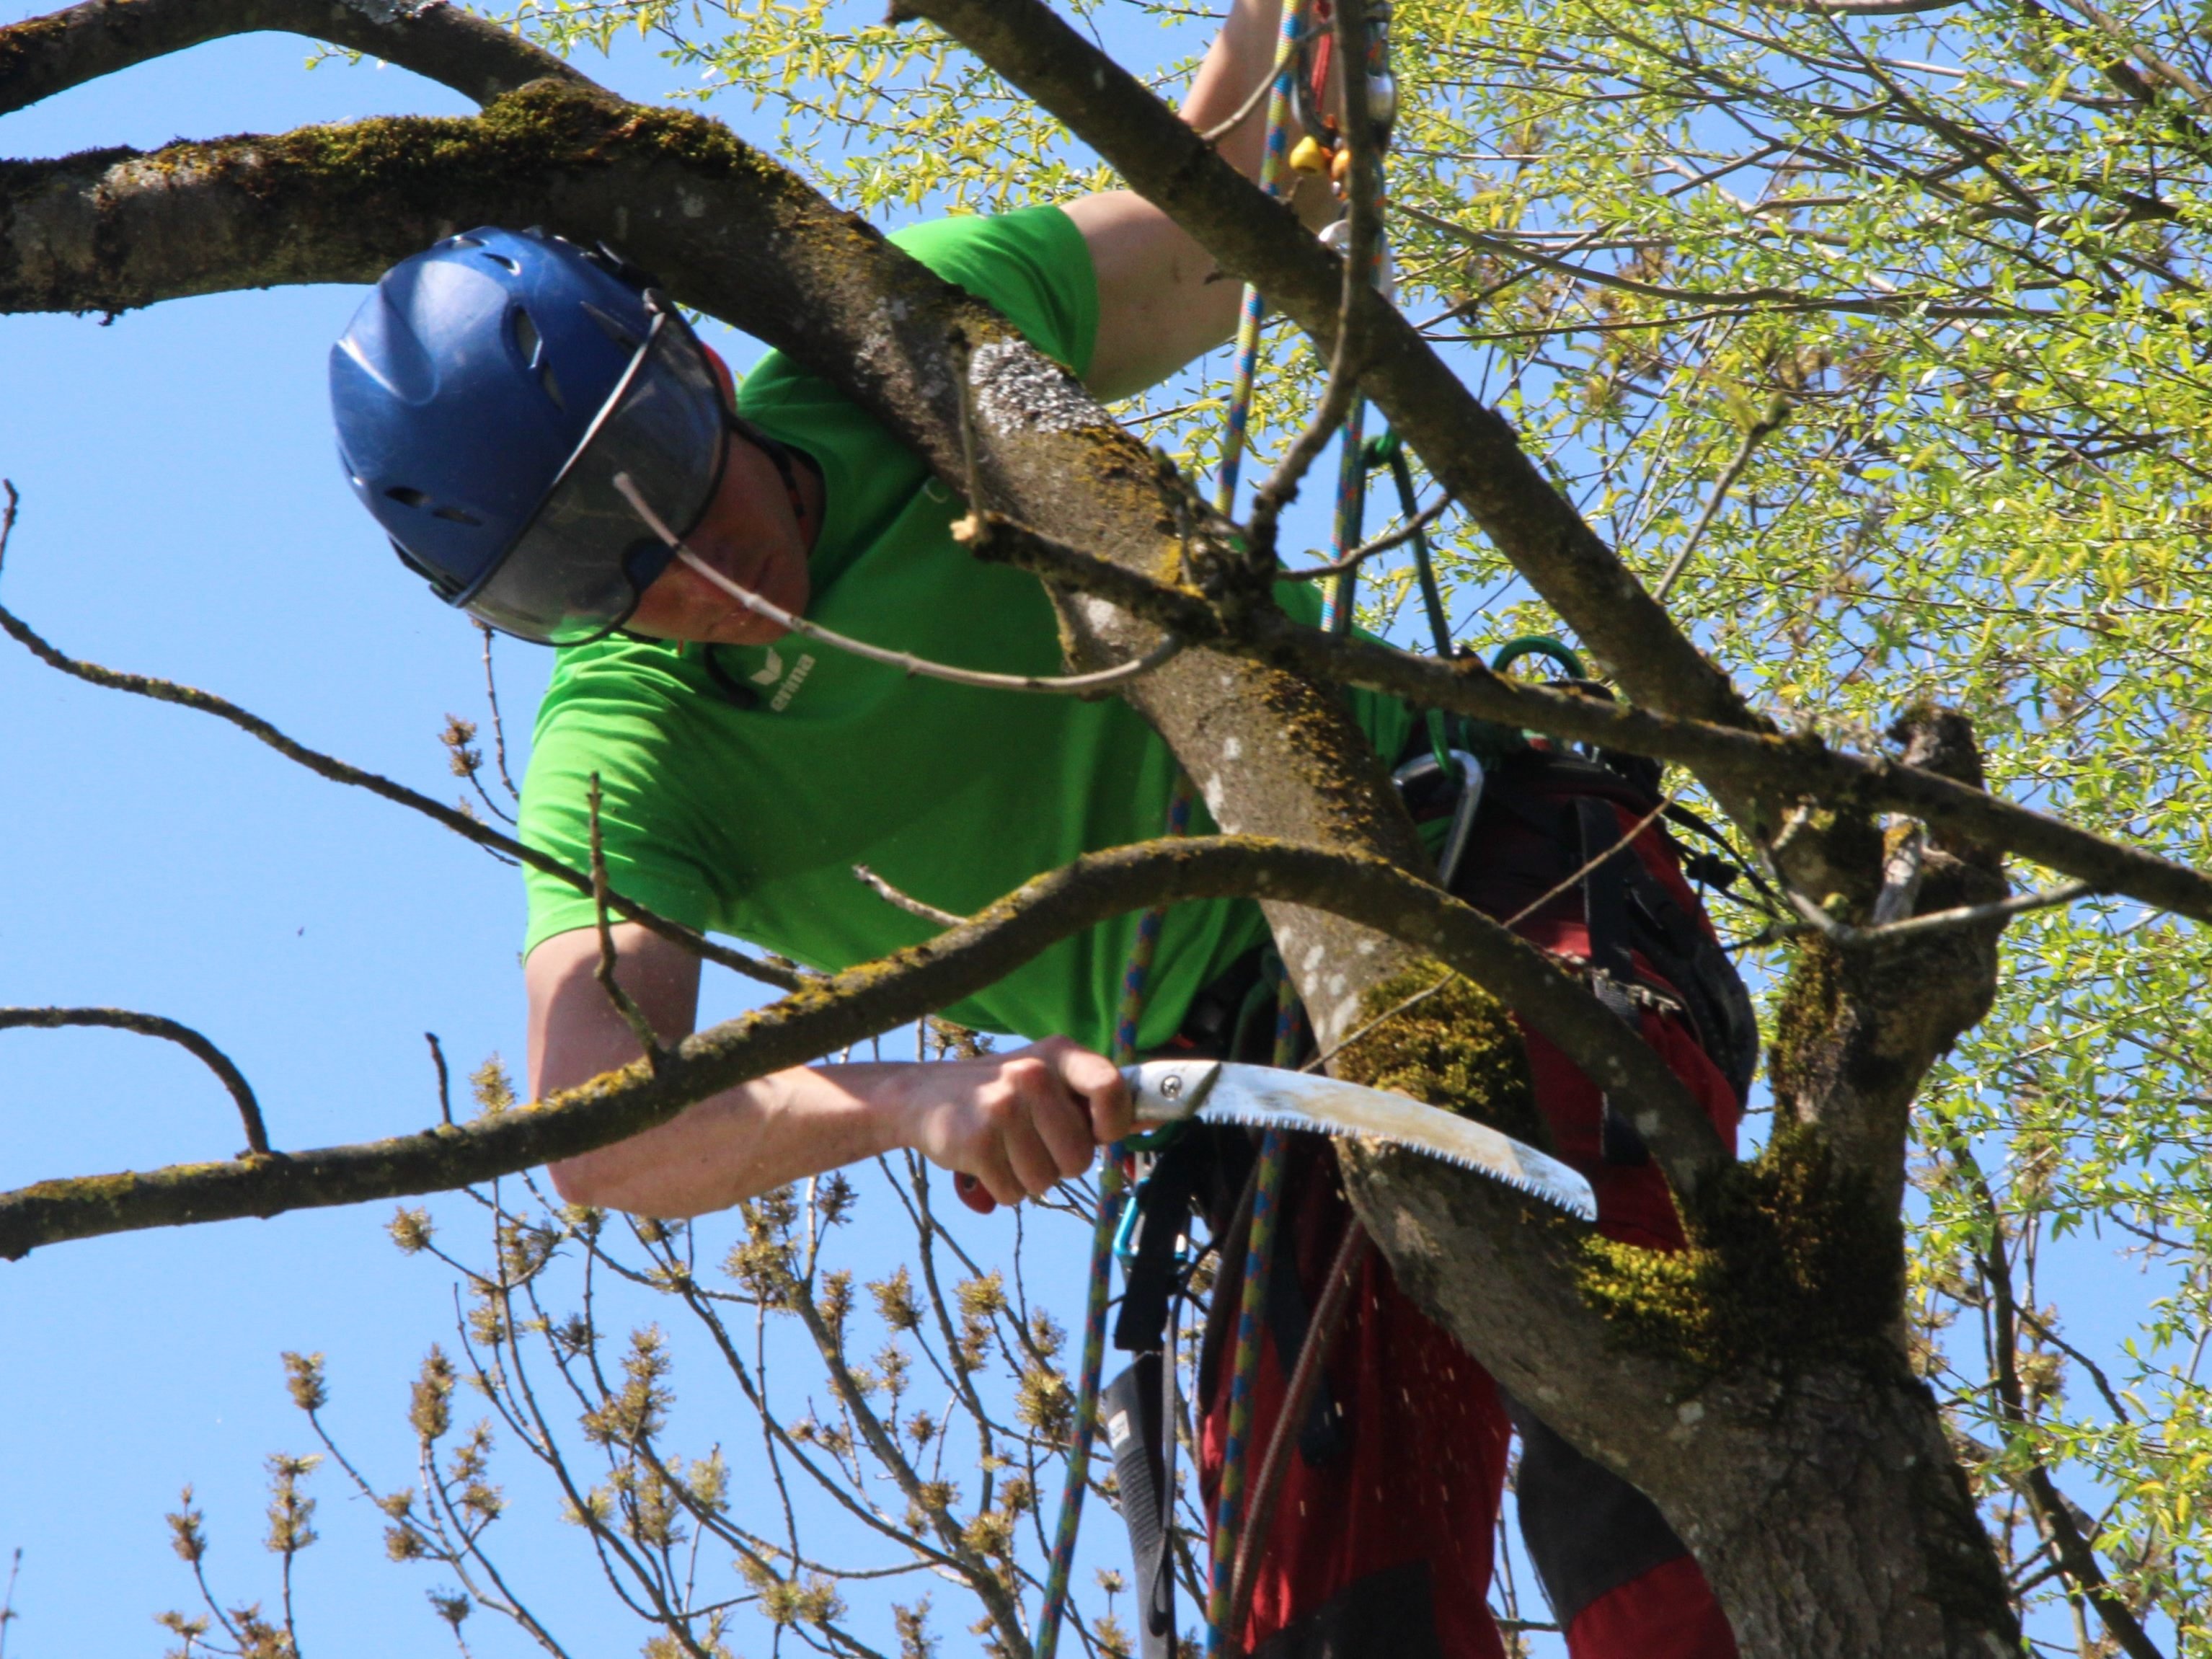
[
  {"left": 510, "top": 306, "right": 543, "bottom": 367},
  {"left": 384, "top": 486, "right": 430, "bottom": 509},
  {"left": 480, "top": 252, "right": 521, "bottom": 275},
  {"left": 538, "top": 360, "right": 567, "bottom": 410},
  {"left": 430, "top": 504, "right": 484, "bottom": 526}
]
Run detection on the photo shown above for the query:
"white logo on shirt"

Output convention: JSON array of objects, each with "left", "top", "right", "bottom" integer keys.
[
  {"left": 749, "top": 647, "right": 784, "bottom": 686},
  {"left": 769, "top": 652, "right": 817, "bottom": 712}
]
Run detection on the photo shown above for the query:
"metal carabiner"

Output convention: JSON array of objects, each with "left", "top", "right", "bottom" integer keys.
[{"left": 1392, "top": 747, "right": 1486, "bottom": 892}]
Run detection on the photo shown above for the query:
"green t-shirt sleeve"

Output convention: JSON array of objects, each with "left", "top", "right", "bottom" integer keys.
[
  {"left": 520, "top": 646, "right": 739, "bottom": 955},
  {"left": 887, "top": 205, "right": 1100, "bottom": 377}
]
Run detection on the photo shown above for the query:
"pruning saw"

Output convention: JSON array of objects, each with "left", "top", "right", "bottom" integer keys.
[{"left": 953, "top": 1058, "right": 1596, "bottom": 1222}]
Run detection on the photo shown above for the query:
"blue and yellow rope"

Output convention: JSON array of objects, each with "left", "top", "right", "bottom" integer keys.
[
  {"left": 1034, "top": 777, "right": 1195, "bottom": 1659},
  {"left": 1214, "top": 0, "right": 1313, "bottom": 519}
]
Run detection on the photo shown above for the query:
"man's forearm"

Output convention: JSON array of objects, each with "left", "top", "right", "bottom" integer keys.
[
  {"left": 548, "top": 1064, "right": 910, "bottom": 1218},
  {"left": 545, "top": 1041, "right": 1132, "bottom": 1217},
  {"left": 1183, "top": 0, "right": 1293, "bottom": 182}
]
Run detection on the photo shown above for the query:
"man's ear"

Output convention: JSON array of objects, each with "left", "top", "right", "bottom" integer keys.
[{"left": 702, "top": 341, "right": 739, "bottom": 410}]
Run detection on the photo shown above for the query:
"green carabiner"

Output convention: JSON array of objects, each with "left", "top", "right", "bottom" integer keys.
[{"left": 1491, "top": 634, "right": 1587, "bottom": 682}]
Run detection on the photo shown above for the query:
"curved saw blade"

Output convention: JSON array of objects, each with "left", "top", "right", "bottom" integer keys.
[{"left": 1126, "top": 1058, "right": 1596, "bottom": 1223}]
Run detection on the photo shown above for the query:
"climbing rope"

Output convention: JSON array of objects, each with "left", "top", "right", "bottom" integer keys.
[
  {"left": 1206, "top": 4, "right": 1397, "bottom": 1652},
  {"left": 1214, "top": 0, "right": 1314, "bottom": 518},
  {"left": 1034, "top": 777, "right": 1195, "bottom": 1659},
  {"left": 1205, "top": 1123, "right": 1291, "bottom": 1658},
  {"left": 1044, "top": 0, "right": 1418, "bottom": 1644},
  {"left": 1202, "top": 960, "right": 1306, "bottom": 1656}
]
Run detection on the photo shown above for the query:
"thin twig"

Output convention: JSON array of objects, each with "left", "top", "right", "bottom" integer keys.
[
  {"left": 615, "top": 475, "right": 1185, "bottom": 694},
  {"left": 1246, "top": 301, "right": 1367, "bottom": 559},
  {"left": 2016, "top": 1305, "right": 2133, "bottom": 1426},
  {"left": 1198, "top": 32, "right": 1314, "bottom": 143},
  {"left": 1301, "top": 973, "right": 1454, "bottom": 1073},
  {"left": 853, "top": 865, "right": 967, "bottom": 929},
  {"left": 588, "top": 774, "right": 665, "bottom": 1069},
  {"left": 1786, "top": 880, "right": 2097, "bottom": 945},
  {"left": 0, "top": 1006, "right": 270, "bottom": 1155},
  {"left": 1652, "top": 399, "right": 1791, "bottom": 605},
  {"left": 426, "top": 1032, "right": 455, "bottom": 1127},
  {"left": 0, "top": 1547, "right": 20, "bottom": 1659},
  {"left": 1226, "top": 1218, "right": 1369, "bottom": 1635},
  {"left": 1278, "top": 489, "right": 1454, "bottom": 580},
  {"left": 1505, "top": 797, "right": 1676, "bottom": 934},
  {"left": 477, "top": 621, "right": 521, "bottom": 802},
  {"left": 0, "top": 521, "right": 795, "bottom": 989}
]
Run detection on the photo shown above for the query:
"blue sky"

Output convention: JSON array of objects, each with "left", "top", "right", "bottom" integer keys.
[{"left": 0, "top": 20, "right": 870, "bottom": 1655}]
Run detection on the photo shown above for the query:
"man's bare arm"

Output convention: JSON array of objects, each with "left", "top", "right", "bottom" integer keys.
[
  {"left": 532, "top": 924, "right": 1132, "bottom": 1216},
  {"left": 1071, "top": 0, "right": 1335, "bottom": 400}
]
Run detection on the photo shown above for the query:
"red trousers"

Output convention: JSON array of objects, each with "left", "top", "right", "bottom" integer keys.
[{"left": 1198, "top": 1010, "right": 1742, "bottom": 1659}]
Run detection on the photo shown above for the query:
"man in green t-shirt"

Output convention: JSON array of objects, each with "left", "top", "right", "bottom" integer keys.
[{"left": 329, "top": 0, "right": 1348, "bottom": 1214}]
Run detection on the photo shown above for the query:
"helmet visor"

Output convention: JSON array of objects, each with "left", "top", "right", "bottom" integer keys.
[{"left": 464, "top": 301, "right": 727, "bottom": 645}]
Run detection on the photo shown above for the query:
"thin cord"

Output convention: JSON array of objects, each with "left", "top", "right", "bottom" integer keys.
[{"left": 614, "top": 474, "right": 1185, "bottom": 694}]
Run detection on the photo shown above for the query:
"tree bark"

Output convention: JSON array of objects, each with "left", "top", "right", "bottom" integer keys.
[{"left": 1351, "top": 1133, "right": 2022, "bottom": 1658}]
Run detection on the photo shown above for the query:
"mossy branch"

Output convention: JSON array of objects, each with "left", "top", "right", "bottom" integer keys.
[{"left": 0, "top": 835, "right": 1721, "bottom": 1260}]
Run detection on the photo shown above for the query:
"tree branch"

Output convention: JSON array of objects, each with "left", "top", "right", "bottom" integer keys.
[
  {"left": 0, "top": 833, "right": 1724, "bottom": 1260},
  {"left": 0, "top": 557, "right": 799, "bottom": 989},
  {"left": 1957, "top": 1141, "right": 2167, "bottom": 1659},
  {"left": 965, "top": 513, "right": 2212, "bottom": 927},
  {"left": 0, "top": 1006, "right": 269, "bottom": 1155},
  {"left": 899, "top": 0, "right": 1757, "bottom": 735},
  {"left": 0, "top": 0, "right": 590, "bottom": 120}
]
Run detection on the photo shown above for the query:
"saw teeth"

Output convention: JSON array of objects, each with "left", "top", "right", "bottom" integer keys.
[{"left": 1195, "top": 1103, "right": 1593, "bottom": 1220}]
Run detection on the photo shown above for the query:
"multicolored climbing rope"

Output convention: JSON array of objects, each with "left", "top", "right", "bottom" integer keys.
[
  {"left": 1035, "top": 1156, "right": 1128, "bottom": 1659},
  {"left": 1213, "top": 0, "right": 1311, "bottom": 518},
  {"left": 1033, "top": 777, "right": 1195, "bottom": 1659},
  {"left": 1319, "top": 396, "right": 1368, "bottom": 635},
  {"left": 1204, "top": 1123, "right": 1291, "bottom": 1658},
  {"left": 1113, "top": 779, "right": 1197, "bottom": 1062}
]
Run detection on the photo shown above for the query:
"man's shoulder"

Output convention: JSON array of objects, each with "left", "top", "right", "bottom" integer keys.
[{"left": 748, "top": 206, "right": 1098, "bottom": 400}]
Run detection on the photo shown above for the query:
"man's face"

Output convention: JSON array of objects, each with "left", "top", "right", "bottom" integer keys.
[{"left": 623, "top": 428, "right": 811, "bottom": 645}]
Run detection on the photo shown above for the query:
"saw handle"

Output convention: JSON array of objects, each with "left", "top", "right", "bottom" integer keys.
[{"left": 950, "top": 1062, "right": 1212, "bottom": 1215}]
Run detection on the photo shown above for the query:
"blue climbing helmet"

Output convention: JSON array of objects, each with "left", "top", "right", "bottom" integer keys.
[{"left": 329, "top": 225, "right": 730, "bottom": 645}]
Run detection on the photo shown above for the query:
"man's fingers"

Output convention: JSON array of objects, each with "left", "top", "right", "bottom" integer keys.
[
  {"left": 1001, "top": 1107, "right": 1065, "bottom": 1199},
  {"left": 1030, "top": 1080, "right": 1100, "bottom": 1180},
  {"left": 1061, "top": 1047, "right": 1133, "bottom": 1141},
  {"left": 971, "top": 1140, "right": 1025, "bottom": 1208}
]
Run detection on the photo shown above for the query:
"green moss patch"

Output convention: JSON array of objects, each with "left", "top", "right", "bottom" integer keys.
[
  {"left": 1330, "top": 960, "right": 1544, "bottom": 1145},
  {"left": 1574, "top": 1123, "right": 1903, "bottom": 1374}
]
